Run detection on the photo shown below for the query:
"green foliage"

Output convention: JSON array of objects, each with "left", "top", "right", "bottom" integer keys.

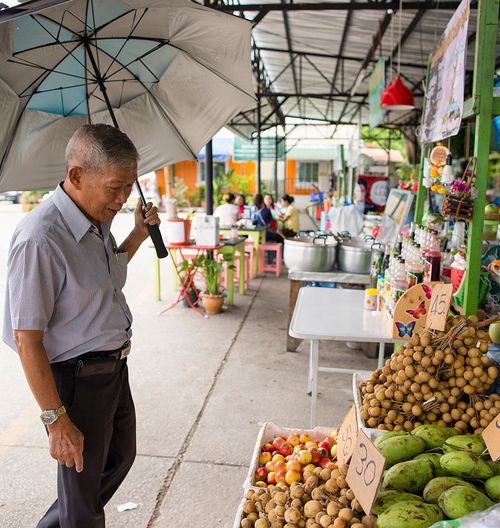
[
  {"left": 213, "top": 169, "right": 252, "bottom": 205},
  {"left": 178, "top": 254, "right": 223, "bottom": 295},
  {"left": 395, "top": 163, "right": 419, "bottom": 183},
  {"left": 173, "top": 179, "right": 189, "bottom": 207},
  {"left": 361, "top": 126, "right": 407, "bottom": 161}
]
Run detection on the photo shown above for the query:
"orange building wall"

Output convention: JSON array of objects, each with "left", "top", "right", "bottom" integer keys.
[
  {"left": 173, "top": 161, "right": 198, "bottom": 190},
  {"left": 227, "top": 157, "right": 257, "bottom": 194}
]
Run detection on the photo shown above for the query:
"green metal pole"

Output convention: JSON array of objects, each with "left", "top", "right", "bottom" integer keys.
[{"left": 463, "top": 0, "right": 499, "bottom": 315}]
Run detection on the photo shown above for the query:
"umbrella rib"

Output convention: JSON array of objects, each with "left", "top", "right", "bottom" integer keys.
[
  {"left": 98, "top": 8, "right": 149, "bottom": 81},
  {"left": 88, "top": 0, "right": 101, "bottom": 72},
  {"left": 93, "top": 44, "right": 197, "bottom": 159},
  {"left": 102, "top": 42, "right": 167, "bottom": 83}
]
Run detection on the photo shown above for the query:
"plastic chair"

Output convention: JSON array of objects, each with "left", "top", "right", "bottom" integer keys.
[{"left": 258, "top": 242, "right": 282, "bottom": 277}]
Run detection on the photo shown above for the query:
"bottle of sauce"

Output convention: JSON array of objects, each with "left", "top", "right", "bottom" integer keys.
[{"left": 422, "top": 232, "right": 441, "bottom": 282}]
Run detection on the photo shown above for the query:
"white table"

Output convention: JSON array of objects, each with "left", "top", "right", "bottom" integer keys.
[{"left": 289, "top": 287, "right": 398, "bottom": 427}]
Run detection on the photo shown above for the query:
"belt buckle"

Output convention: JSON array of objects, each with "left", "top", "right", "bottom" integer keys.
[{"left": 120, "top": 342, "right": 131, "bottom": 360}]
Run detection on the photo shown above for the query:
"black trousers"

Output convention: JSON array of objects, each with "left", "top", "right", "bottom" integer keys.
[{"left": 37, "top": 357, "right": 136, "bottom": 528}]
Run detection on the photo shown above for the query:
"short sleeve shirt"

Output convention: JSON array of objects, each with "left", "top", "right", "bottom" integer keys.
[{"left": 2, "top": 184, "right": 132, "bottom": 363}]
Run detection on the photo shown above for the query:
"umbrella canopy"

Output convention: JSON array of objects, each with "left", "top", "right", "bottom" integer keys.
[{"left": 0, "top": 0, "right": 255, "bottom": 191}]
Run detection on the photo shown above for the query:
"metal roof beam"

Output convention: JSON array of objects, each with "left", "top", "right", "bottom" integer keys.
[
  {"left": 214, "top": 2, "right": 463, "bottom": 13},
  {"left": 252, "top": 9, "right": 269, "bottom": 26},
  {"left": 258, "top": 46, "right": 428, "bottom": 69},
  {"left": 281, "top": 1, "right": 301, "bottom": 112},
  {"left": 262, "top": 92, "right": 368, "bottom": 98},
  {"left": 326, "top": 0, "right": 355, "bottom": 116}
]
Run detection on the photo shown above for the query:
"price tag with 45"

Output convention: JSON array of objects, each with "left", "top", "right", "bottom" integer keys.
[
  {"left": 426, "top": 283, "right": 453, "bottom": 332},
  {"left": 346, "top": 430, "right": 385, "bottom": 515}
]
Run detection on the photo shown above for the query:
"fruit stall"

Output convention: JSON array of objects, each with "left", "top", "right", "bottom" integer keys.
[{"left": 235, "top": 1, "right": 500, "bottom": 527}]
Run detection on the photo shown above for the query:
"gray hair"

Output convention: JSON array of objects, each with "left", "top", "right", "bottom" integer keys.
[{"left": 65, "top": 124, "right": 139, "bottom": 175}]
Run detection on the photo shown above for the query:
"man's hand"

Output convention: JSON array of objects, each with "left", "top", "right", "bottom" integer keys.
[
  {"left": 134, "top": 201, "right": 160, "bottom": 240},
  {"left": 48, "top": 414, "right": 84, "bottom": 472}
]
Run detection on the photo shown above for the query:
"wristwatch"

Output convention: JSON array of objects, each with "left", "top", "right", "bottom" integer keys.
[{"left": 40, "top": 405, "right": 66, "bottom": 425}]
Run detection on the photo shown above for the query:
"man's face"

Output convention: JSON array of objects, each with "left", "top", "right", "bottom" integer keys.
[{"left": 79, "top": 165, "right": 136, "bottom": 224}]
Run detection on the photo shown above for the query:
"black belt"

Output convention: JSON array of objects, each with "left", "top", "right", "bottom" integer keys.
[{"left": 53, "top": 341, "right": 131, "bottom": 367}]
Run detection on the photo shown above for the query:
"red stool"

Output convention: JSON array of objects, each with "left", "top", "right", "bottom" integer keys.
[{"left": 258, "top": 242, "right": 282, "bottom": 277}]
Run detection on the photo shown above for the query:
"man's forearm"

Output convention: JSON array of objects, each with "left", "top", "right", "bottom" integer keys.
[
  {"left": 15, "top": 334, "right": 62, "bottom": 411},
  {"left": 119, "top": 229, "right": 147, "bottom": 262}
]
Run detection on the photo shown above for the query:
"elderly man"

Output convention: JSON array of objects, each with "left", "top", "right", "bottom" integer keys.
[{"left": 3, "top": 124, "right": 160, "bottom": 527}]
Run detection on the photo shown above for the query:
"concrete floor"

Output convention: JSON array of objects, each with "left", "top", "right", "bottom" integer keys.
[{"left": 0, "top": 203, "right": 378, "bottom": 528}]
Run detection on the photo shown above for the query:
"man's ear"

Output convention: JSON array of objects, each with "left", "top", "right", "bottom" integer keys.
[{"left": 67, "top": 166, "right": 84, "bottom": 189}]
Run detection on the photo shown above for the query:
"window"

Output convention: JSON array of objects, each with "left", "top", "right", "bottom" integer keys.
[
  {"left": 297, "top": 162, "right": 319, "bottom": 186},
  {"left": 199, "top": 161, "right": 226, "bottom": 183}
]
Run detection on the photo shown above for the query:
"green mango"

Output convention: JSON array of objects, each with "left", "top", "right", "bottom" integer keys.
[
  {"left": 374, "top": 431, "right": 409, "bottom": 448},
  {"left": 484, "top": 475, "right": 500, "bottom": 501},
  {"left": 411, "top": 424, "right": 457, "bottom": 450},
  {"left": 372, "top": 490, "right": 424, "bottom": 515},
  {"left": 414, "top": 453, "right": 449, "bottom": 477},
  {"left": 486, "top": 460, "right": 500, "bottom": 476},
  {"left": 438, "top": 485, "right": 494, "bottom": 519},
  {"left": 377, "top": 435, "right": 426, "bottom": 468},
  {"left": 422, "top": 476, "right": 476, "bottom": 503},
  {"left": 443, "top": 434, "right": 486, "bottom": 456},
  {"left": 377, "top": 501, "right": 443, "bottom": 528},
  {"left": 382, "top": 459, "right": 434, "bottom": 494},
  {"left": 440, "top": 451, "right": 494, "bottom": 480}
]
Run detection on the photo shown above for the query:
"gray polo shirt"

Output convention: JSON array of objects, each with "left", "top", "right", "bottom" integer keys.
[{"left": 3, "top": 184, "right": 132, "bottom": 363}]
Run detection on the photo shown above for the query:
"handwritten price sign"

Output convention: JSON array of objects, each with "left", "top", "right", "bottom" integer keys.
[
  {"left": 346, "top": 430, "right": 385, "bottom": 515},
  {"left": 482, "top": 414, "right": 500, "bottom": 461},
  {"left": 337, "top": 405, "right": 358, "bottom": 466},
  {"left": 426, "top": 283, "right": 453, "bottom": 331}
]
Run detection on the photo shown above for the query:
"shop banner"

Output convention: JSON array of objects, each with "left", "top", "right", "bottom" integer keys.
[
  {"left": 420, "top": 0, "right": 470, "bottom": 144},
  {"left": 233, "top": 136, "right": 284, "bottom": 161},
  {"left": 368, "top": 58, "right": 386, "bottom": 130}
]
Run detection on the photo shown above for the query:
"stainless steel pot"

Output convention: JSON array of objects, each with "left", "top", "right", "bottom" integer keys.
[
  {"left": 337, "top": 237, "right": 373, "bottom": 274},
  {"left": 284, "top": 235, "right": 337, "bottom": 272}
]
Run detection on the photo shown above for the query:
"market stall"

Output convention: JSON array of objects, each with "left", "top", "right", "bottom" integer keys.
[{"left": 235, "top": 0, "right": 500, "bottom": 526}]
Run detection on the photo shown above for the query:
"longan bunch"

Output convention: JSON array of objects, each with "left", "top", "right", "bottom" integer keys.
[
  {"left": 240, "top": 465, "right": 376, "bottom": 528},
  {"left": 359, "top": 317, "right": 499, "bottom": 434}
]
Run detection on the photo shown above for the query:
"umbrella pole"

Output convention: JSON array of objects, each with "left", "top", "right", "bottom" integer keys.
[{"left": 84, "top": 41, "right": 168, "bottom": 259}]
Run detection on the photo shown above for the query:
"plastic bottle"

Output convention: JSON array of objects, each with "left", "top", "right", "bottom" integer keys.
[
  {"left": 389, "top": 259, "right": 408, "bottom": 314},
  {"left": 441, "top": 250, "right": 453, "bottom": 282},
  {"left": 422, "top": 232, "right": 442, "bottom": 282},
  {"left": 405, "top": 245, "right": 424, "bottom": 287}
]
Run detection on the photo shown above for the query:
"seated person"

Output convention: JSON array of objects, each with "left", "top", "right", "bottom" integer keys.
[
  {"left": 278, "top": 194, "right": 300, "bottom": 237},
  {"left": 214, "top": 192, "right": 241, "bottom": 227},
  {"left": 253, "top": 193, "right": 283, "bottom": 244},
  {"left": 235, "top": 194, "right": 246, "bottom": 215}
]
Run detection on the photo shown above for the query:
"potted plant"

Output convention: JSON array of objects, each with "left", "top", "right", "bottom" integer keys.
[{"left": 198, "top": 254, "right": 224, "bottom": 314}]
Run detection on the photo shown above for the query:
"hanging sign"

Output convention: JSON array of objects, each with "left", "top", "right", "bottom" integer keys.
[
  {"left": 233, "top": 137, "right": 285, "bottom": 161},
  {"left": 419, "top": 0, "right": 470, "bottom": 144},
  {"left": 368, "top": 58, "right": 386, "bottom": 130},
  {"left": 426, "top": 283, "right": 454, "bottom": 332},
  {"left": 337, "top": 405, "right": 358, "bottom": 466},
  {"left": 482, "top": 414, "right": 500, "bottom": 461},
  {"left": 346, "top": 430, "right": 386, "bottom": 514}
]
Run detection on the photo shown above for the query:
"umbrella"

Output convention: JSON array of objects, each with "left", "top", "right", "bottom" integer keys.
[{"left": 0, "top": 0, "right": 255, "bottom": 257}]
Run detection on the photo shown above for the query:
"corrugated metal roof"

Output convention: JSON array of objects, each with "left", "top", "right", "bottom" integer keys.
[{"left": 204, "top": 1, "right": 499, "bottom": 140}]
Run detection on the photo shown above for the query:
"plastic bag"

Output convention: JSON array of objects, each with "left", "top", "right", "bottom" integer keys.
[
  {"left": 329, "top": 204, "right": 363, "bottom": 235},
  {"left": 430, "top": 504, "right": 500, "bottom": 528}
]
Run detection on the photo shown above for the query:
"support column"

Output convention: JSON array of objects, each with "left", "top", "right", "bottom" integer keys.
[
  {"left": 257, "top": 95, "right": 262, "bottom": 194},
  {"left": 274, "top": 125, "right": 279, "bottom": 199},
  {"left": 205, "top": 140, "right": 214, "bottom": 215}
]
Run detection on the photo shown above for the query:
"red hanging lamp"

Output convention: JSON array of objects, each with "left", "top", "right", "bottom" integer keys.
[
  {"left": 381, "top": 74, "right": 415, "bottom": 110},
  {"left": 380, "top": 0, "right": 415, "bottom": 111}
]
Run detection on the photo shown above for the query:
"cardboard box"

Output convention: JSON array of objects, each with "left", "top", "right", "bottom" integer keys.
[
  {"left": 193, "top": 214, "right": 219, "bottom": 246},
  {"left": 233, "top": 422, "right": 335, "bottom": 528}
]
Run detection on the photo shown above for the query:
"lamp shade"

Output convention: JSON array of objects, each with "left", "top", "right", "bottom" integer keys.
[{"left": 380, "top": 74, "right": 415, "bottom": 110}]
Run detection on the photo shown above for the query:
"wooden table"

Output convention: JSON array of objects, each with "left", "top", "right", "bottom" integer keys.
[
  {"left": 287, "top": 270, "right": 370, "bottom": 352},
  {"left": 220, "top": 226, "right": 266, "bottom": 277},
  {"left": 289, "top": 287, "right": 397, "bottom": 427}
]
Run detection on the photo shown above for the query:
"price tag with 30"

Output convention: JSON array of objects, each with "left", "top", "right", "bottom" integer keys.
[
  {"left": 346, "top": 430, "right": 385, "bottom": 515},
  {"left": 337, "top": 405, "right": 358, "bottom": 466}
]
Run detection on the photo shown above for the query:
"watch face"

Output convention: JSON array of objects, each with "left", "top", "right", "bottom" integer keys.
[{"left": 41, "top": 410, "right": 57, "bottom": 425}]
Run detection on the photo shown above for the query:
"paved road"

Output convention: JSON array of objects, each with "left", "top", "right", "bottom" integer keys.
[{"left": 0, "top": 202, "right": 367, "bottom": 527}]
